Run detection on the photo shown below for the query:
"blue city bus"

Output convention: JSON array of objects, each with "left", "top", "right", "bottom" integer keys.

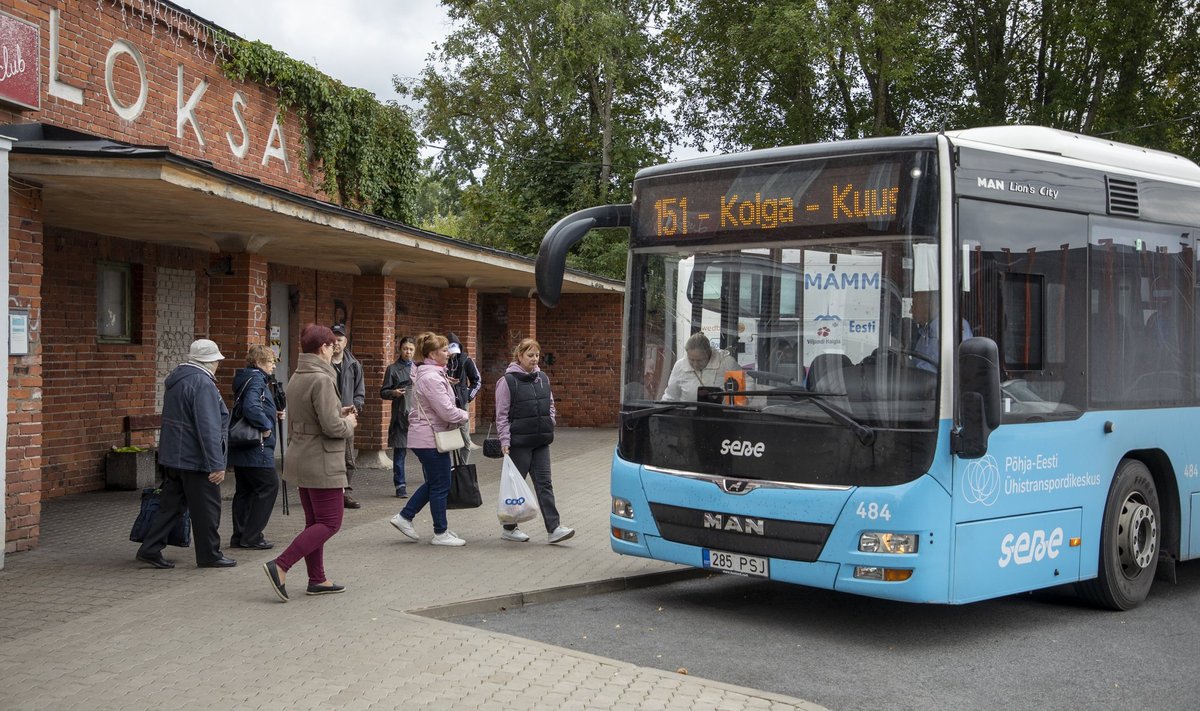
[{"left": 536, "top": 126, "right": 1200, "bottom": 609}]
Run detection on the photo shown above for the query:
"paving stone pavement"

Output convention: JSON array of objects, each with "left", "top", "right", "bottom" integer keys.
[{"left": 0, "top": 429, "right": 827, "bottom": 710}]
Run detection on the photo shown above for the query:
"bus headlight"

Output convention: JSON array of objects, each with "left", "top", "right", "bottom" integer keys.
[
  {"left": 859, "top": 532, "right": 918, "bottom": 554},
  {"left": 612, "top": 497, "right": 634, "bottom": 519},
  {"left": 854, "top": 566, "right": 913, "bottom": 582}
]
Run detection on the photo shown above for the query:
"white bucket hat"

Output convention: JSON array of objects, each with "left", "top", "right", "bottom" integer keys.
[{"left": 188, "top": 339, "right": 225, "bottom": 362}]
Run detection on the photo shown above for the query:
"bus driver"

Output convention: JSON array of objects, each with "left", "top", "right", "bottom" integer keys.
[{"left": 662, "top": 332, "right": 741, "bottom": 401}]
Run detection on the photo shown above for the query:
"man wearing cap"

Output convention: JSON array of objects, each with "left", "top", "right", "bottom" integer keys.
[
  {"left": 136, "top": 339, "right": 236, "bottom": 569},
  {"left": 446, "top": 333, "right": 482, "bottom": 462},
  {"left": 331, "top": 324, "right": 366, "bottom": 508}
]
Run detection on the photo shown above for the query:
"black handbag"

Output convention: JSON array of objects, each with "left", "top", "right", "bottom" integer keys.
[
  {"left": 482, "top": 423, "right": 503, "bottom": 459},
  {"left": 228, "top": 378, "right": 263, "bottom": 449},
  {"left": 129, "top": 486, "right": 192, "bottom": 547},
  {"left": 447, "top": 462, "right": 482, "bottom": 509}
]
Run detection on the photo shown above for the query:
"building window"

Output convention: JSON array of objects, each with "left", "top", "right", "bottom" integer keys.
[{"left": 97, "top": 261, "right": 132, "bottom": 343}]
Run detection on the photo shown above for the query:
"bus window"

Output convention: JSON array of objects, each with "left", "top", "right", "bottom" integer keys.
[
  {"left": 1089, "top": 218, "right": 1195, "bottom": 405},
  {"left": 959, "top": 200, "right": 1086, "bottom": 421},
  {"left": 1001, "top": 273, "right": 1045, "bottom": 371}
]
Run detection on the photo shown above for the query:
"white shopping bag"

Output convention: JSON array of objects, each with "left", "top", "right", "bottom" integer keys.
[{"left": 497, "top": 455, "right": 540, "bottom": 524}]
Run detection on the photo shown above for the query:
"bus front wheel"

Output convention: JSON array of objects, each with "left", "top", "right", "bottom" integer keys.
[{"left": 1077, "top": 458, "right": 1160, "bottom": 610}]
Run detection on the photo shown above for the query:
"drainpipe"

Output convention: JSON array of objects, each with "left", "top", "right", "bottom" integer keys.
[{"left": 0, "top": 135, "right": 12, "bottom": 570}]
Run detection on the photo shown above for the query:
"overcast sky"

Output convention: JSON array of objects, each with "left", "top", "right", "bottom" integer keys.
[{"left": 178, "top": 0, "right": 449, "bottom": 106}]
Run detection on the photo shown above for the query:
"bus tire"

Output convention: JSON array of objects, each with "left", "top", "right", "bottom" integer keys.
[{"left": 1076, "top": 458, "right": 1160, "bottom": 610}]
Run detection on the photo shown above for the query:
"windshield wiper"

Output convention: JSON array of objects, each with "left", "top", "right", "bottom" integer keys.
[
  {"left": 621, "top": 396, "right": 876, "bottom": 446},
  {"left": 621, "top": 399, "right": 750, "bottom": 423},
  {"left": 725, "top": 388, "right": 877, "bottom": 446}
]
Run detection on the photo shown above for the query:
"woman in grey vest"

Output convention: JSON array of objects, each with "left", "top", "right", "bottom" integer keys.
[{"left": 494, "top": 338, "right": 574, "bottom": 544}]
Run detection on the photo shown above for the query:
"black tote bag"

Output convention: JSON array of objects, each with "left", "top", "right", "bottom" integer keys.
[{"left": 446, "top": 462, "right": 482, "bottom": 509}]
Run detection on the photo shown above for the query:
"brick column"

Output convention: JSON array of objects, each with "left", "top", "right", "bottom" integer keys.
[
  {"left": 207, "top": 251, "right": 269, "bottom": 400},
  {"left": 442, "top": 287, "right": 479, "bottom": 432},
  {"left": 6, "top": 186, "right": 44, "bottom": 555},
  {"left": 506, "top": 294, "right": 537, "bottom": 345},
  {"left": 351, "top": 274, "right": 395, "bottom": 467}
]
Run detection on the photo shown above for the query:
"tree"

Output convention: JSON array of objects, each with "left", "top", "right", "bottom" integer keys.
[
  {"left": 402, "top": 0, "right": 672, "bottom": 277},
  {"left": 668, "top": 0, "right": 959, "bottom": 151},
  {"left": 947, "top": 0, "right": 1200, "bottom": 160}
]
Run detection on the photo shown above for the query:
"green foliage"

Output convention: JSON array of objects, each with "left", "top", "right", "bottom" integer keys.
[
  {"left": 221, "top": 39, "right": 420, "bottom": 222},
  {"left": 404, "top": 0, "right": 672, "bottom": 278},
  {"left": 404, "top": 0, "right": 1199, "bottom": 281},
  {"left": 946, "top": 0, "right": 1200, "bottom": 160},
  {"left": 670, "top": 0, "right": 1198, "bottom": 161},
  {"left": 670, "top": 0, "right": 959, "bottom": 150}
]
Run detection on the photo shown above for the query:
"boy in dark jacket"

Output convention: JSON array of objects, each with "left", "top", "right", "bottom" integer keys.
[{"left": 446, "top": 333, "right": 482, "bottom": 461}]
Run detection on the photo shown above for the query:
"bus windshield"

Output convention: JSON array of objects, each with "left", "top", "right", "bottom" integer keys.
[{"left": 620, "top": 149, "right": 943, "bottom": 486}]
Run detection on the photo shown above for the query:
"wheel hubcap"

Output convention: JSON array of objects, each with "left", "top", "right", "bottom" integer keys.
[{"left": 1117, "top": 496, "right": 1157, "bottom": 572}]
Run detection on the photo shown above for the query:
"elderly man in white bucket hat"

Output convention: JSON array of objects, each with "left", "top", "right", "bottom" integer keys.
[{"left": 136, "top": 339, "right": 237, "bottom": 569}]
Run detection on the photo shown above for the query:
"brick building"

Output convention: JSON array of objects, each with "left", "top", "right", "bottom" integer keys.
[{"left": 0, "top": 0, "right": 624, "bottom": 565}]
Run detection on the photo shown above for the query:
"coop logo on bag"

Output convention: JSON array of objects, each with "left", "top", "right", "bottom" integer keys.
[{"left": 504, "top": 497, "right": 526, "bottom": 506}]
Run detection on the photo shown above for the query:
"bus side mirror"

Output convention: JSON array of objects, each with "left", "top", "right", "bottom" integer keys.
[
  {"left": 536, "top": 204, "right": 631, "bottom": 307},
  {"left": 954, "top": 336, "right": 1002, "bottom": 458}
]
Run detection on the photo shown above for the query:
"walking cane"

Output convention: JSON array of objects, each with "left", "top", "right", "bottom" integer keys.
[
  {"left": 278, "top": 410, "right": 289, "bottom": 515},
  {"left": 268, "top": 373, "right": 290, "bottom": 516}
]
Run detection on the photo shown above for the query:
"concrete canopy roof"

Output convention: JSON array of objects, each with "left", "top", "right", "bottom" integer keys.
[{"left": 5, "top": 125, "right": 622, "bottom": 296}]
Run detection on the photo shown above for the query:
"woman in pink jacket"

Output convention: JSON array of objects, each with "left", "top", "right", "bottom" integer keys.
[{"left": 388, "top": 332, "right": 469, "bottom": 546}]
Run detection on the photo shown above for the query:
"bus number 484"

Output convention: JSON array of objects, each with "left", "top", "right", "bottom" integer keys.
[{"left": 856, "top": 502, "right": 891, "bottom": 521}]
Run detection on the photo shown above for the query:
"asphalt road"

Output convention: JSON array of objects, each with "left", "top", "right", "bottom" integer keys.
[{"left": 449, "top": 563, "right": 1200, "bottom": 710}]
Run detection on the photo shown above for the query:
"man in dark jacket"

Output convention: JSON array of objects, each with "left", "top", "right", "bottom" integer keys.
[
  {"left": 136, "top": 339, "right": 236, "bottom": 569},
  {"left": 331, "top": 324, "right": 366, "bottom": 508}
]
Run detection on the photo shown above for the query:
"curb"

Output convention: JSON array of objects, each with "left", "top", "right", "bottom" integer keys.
[{"left": 406, "top": 567, "right": 707, "bottom": 619}]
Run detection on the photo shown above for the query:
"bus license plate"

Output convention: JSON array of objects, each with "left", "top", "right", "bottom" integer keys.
[{"left": 703, "top": 549, "right": 769, "bottom": 577}]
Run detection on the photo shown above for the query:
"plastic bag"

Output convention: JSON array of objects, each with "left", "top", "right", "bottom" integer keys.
[{"left": 497, "top": 455, "right": 540, "bottom": 524}]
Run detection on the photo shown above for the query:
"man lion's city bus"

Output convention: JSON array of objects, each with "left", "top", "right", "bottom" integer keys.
[{"left": 536, "top": 126, "right": 1200, "bottom": 609}]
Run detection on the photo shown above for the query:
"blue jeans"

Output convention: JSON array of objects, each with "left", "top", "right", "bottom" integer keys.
[
  {"left": 400, "top": 448, "right": 451, "bottom": 534},
  {"left": 392, "top": 448, "right": 407, "bottom": 491}
]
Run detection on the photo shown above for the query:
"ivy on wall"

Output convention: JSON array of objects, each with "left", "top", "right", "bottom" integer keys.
[{"left": 220, "top": 39, "right": 419, "bottom": 224}]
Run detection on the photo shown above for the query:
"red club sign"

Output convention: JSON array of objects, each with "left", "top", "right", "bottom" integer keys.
[{"left": 0, "top": 11, "right": 40, "bottom": 111}]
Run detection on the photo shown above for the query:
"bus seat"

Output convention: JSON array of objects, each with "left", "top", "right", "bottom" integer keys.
[{"left": 807, "top": 353, "right": 852, "bottom": 392}]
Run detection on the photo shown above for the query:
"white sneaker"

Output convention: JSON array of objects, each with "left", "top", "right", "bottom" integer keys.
[
  {"left": 466, "top": 441, "right": 482, "bottom": 451},
  {"left": 548, "top": 526, "right": 576, "bottom": 544},
  {"left": 431, "top": 531, "right": 466, "bottom": 547},
  {"left": 390, "top": 514, "right": 419, "bottom": 541},
  {"left": 501, "top": 528, "right": 530, "bottom": 543}
]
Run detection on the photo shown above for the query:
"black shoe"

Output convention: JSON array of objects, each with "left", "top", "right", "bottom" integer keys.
[
  {"left": 198, "top": 556, "right": 237, "bottom": 568},
  {"left": 263, "top": 560, "right": 288, "bottom": 602},
  {"left": 343, "top": 493, "right": 361, "bottom": 509},
  {"left": 136, "top": 553, "right": 175, "bottom": 569},
  {"left": 306, "top": 582, "right": 346, "bottom": 595},
  {"left": 234, "top": 539, "right": 274, "bottom": 550},
  {"left": 395, "top": 487, "right": 408, "bottom": 499}
]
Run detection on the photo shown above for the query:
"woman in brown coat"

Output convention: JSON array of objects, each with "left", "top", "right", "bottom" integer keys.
[{"left": 263, "top": 324, "right": 357, "bottom": 602}]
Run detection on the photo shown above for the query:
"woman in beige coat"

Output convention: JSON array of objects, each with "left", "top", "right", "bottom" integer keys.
[{"left": 263, "top": 324, "right": 357, "bottom": 602}]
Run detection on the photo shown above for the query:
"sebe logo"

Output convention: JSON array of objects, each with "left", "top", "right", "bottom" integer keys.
[
  {"left": 998, "top": 527, "right": 1063, "bottom": 567},
  {"left": 720, "top": 439, "right": 765, "bottom": 457},
  {"left": 504, "top": 497, "right": 526, "bottom": 506}
]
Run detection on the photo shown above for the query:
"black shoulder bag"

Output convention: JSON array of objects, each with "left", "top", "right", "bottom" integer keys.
[{"left": 228, "top": 377, "right": 264, "bottom": 449}]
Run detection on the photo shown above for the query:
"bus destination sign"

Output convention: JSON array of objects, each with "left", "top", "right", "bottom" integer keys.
[{"left": 633, "top": 153, "right": 921, "bottom": 244}]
